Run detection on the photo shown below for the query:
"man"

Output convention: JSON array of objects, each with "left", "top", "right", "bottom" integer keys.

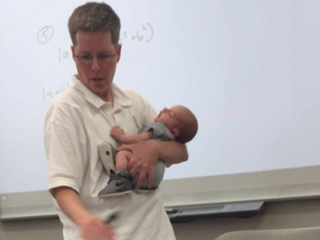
[{"left": 44, "top": 2, "right": 188, "bottom": 240}]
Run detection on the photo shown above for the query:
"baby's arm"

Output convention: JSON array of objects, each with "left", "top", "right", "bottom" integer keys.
[{"left": 111, "top": 126, "right": 152, "bottom": 144}]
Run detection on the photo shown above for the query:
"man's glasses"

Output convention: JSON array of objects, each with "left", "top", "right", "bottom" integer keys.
[{"left": 74, "top": 53, "right": 117, "bottom": 65}]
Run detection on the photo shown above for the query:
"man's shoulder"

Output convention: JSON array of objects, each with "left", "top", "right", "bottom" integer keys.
[
  {"left": 121, "top": 88, "right": 143, "bottom": 102},
  {"left": 120, "top": 88, "right": 148, "bottom": 111},
  {"left": 52, "top": 87, "right": 86, "bottom": 108},
  {"left": 45, "top": 88, "right": 86, "bottom": 123},
  {"left": 115, "top": 86, "right": 157, "bottom": 125}
]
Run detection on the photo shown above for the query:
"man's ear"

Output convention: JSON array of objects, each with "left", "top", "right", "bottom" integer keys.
[{"left": 172, "top": 128, "right": 180, "bottom": 138}]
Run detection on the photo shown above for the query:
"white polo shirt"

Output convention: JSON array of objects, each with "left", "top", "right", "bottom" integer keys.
[{"left": 44, "top": 76, "right": 176, "bottom": 240}]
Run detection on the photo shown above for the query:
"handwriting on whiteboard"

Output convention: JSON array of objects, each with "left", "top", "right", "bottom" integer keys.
[
  {"left": 37, "top": 26, "right": 55, "bottom": 44},
  {"left": 42, "top": 82, "right": 69, "bottom": 102},
  {"left": 37, "top": 23, "right": 154, "bottom": 45}
]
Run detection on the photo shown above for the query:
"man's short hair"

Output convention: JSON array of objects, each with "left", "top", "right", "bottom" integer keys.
[{"left": 68, "top": 2, "right": 121, "bottom": 46}]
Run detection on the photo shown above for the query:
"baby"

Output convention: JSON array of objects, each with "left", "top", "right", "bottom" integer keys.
[{"left": 99, "top": 105, "right": 198, "bottom": 197}]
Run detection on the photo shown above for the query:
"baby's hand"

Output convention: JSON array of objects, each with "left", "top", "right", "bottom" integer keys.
[{"left": 111, "top": 126, "right": 125, "bottom": 141}]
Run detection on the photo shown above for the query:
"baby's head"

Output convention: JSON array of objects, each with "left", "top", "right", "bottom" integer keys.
[{"left": 155, "top": 105, "right": 198, "bottom": 143}]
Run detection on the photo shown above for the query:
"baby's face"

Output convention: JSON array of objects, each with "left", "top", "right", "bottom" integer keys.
[{"left": 155, "top": 106, "right": 185, "bottom": 130}]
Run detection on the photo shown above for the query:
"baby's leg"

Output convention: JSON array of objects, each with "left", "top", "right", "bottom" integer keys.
[
  {"left": 98, "top": 150, "right": 133, "bottom": 198},
  {"left": 115, "top": 150, "right": 131, "bottom": 170}
]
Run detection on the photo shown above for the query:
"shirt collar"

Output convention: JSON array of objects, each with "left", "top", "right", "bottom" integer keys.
[{"left": 71, "top": 75, "right": 132, "bottom": 109}]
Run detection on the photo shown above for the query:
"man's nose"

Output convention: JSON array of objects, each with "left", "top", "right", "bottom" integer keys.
[{"left": 91, "top": 57, "right": 102, "bottom": 71}]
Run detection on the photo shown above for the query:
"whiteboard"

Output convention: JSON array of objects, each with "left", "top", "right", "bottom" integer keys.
[{"left": 1, "top": 0, "right": 320, "bottom": 219}]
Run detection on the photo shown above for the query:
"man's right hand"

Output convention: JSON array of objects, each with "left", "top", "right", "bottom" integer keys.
[
  {"left": 52, "top": 187, "right": 115, "bottom": 240},
  {"left": 79, "top": 215, "right": 115, "bottom": 240}
]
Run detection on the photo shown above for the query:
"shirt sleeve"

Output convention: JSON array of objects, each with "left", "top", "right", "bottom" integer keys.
[
  {"left": 142, "top": 122, "right": 175, "bottom": 141},
  {"left": 44, "top": 103, "right": 88, "bottom": 193}
]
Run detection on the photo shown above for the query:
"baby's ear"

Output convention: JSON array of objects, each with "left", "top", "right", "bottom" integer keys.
[{"left": 172, "top": 128, "right": 180, "bottom": 138}]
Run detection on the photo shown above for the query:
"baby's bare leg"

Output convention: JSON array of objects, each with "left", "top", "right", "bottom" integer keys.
[
  {"left": 115, "top": 150, "right": 132, "bottom": 170},
  {"left": 98, "top": 150, "right": 133, "bottom": 197}
]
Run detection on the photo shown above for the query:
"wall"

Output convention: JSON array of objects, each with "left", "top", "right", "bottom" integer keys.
[{"left": 1, "top": 198, "right": 320, "bottom": 240}]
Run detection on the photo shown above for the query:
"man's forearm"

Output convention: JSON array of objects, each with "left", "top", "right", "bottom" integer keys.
[
  {"left": 156, "top": 141, "right": 188, "bottom": 164},
  {"left": 52, "top": 186, "right": 91, "bottom": 226},
  {"left": 52, "top": 186, "right": 115, "bottom": 239}
]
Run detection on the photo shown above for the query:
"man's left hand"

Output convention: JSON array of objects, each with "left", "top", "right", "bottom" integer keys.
[{"left": 117, "top": 141, "right": 159, "bottom": 191}]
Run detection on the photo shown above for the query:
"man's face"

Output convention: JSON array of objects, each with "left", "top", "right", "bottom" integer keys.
[{"left": 72, "top": 31, "right": 121, "bottom": 101}]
